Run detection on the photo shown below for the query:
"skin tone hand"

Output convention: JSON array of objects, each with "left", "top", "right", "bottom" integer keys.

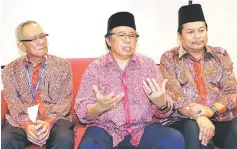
[
  {"left": 26, "top": 124, "right": 45, "bottom": 146},
  {"left": 86, "top": 85, "right": 124, "bottom": 120},
  {"left": 196, "top": 116, "right": 215, "bottom": 146},
  {"left": 35, "top": 120, "right": 51, "bottom": 145},
  {"left": 188, "top": 103, "right": 214, "bottom": 119},
  {"left": 93, "top": 85, "right": 124, "bottom": 112},
  {"left": 142, "top": 78, "right": 168, "bottom": 107}
]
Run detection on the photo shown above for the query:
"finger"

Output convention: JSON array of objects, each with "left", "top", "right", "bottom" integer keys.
[
  {"left": 39, "top": 128, "right": 50, "bottom": 140},
  {"left": 105, "top": 94, "right": 124, "bottom": 106},
  {"left": 142, "top": 80, "right": 151, "bottom": 94},
  {"left": 93, "top": 85, "right": 103, "bottom": 99},
  {"left": 28, "top": 136, "right": 42, "bottom": 146},
  {"left": 35, "top": 122, "right": 44, "bottom": 130},
  {"left": 28, "top": 129, "right": 39, "bottom": 141},
  {"left": 202, "top": 134, "right": 211, "bottom": 146},
  {"left": 199, "top": 126, "right": 204, "bottom": 140},
  {"left": 201, "top": 127, "right": 209, "bottom": 145},
  {"left": 151, "top": 78, "right": 161, "bottom": 91},
  {"left": 202, "top": 137, "right": 210, "bottom": 146},
  {"left": 146, "top": 78, "right": 156, "bottom": 92},
  {"left": 37, "top": 124, "right": 48, "bottom": 136},
  {"left": 39, "top": 133, "right": 49, "bottom": 145},
  {"left": 28, "top": 135, "right": 37, "bottom": 143},
  {"left": 103, "top": 92, "right": 115, "bottom": 102},
  {"left": 161, "top": 79, "right": 168, "bottom": 90}
]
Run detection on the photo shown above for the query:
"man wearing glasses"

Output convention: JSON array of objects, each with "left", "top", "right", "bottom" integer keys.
[
  {"left": 1, "top": 20, "right": 74, "bottom": 149},
  {"left": 75, "top": 12, "right": 184, "bottom": 149}
]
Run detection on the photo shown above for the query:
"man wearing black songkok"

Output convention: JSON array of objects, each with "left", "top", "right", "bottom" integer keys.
[
  {"left": 160, "top": 3, "right": 237, "bottom": 149},
  {"left": 76, "top": 11, "right": 185, "bottom": 149}
]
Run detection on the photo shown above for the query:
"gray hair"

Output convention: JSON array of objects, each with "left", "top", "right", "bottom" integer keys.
[
  {"left": 15, "top": 20, "right": 39, "bottom": 41},
  {"left": 105, "top": 29, "right": 113, "bottom": 49}
]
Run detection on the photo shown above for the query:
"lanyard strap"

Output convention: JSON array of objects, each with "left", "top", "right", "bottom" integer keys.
[{"left": 25, "top": 56, "right": 47, "bottom": 100}]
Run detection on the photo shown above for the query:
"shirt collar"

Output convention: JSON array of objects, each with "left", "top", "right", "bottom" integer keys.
[
  {"left": 24, "top": 55, "right": 47, "bottom": 66},
  {"left": 102, "top": 51, "right": 140, "bottom": 69},
  {"left": 178, "top": 45, "right": 214, "bottom": 60}
]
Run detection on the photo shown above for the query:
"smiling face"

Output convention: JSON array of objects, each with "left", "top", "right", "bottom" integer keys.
[
  {"left": 17, "top": 23, "right": 48, "bottom": 59},
  {"left": 179, "top": 21, "right": 208, "bottom": 53},
  {"left": 106, "top": 26, "right": 137, "bottom": 60}
]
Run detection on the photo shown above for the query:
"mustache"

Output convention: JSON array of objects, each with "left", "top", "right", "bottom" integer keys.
[{"left": 192, "top": 40, "right": 204, "bottom": 44}]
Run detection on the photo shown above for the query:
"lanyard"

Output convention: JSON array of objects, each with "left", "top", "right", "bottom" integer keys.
[{"left": 25, "top": 56, "right": 47, "bottom": 100}]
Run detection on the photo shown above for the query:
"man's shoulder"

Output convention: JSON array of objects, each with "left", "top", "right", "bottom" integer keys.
[
  {"left": 134, "top": 53, "right": 156, "bottom": 65},
  {"left": 161, "top": 46, "right": 180, "bottom": 60},
  {"left": 208, "top": 46, "right": 228, "bottom": 56},
  {"left": 2, "top": 57, "right": 25, "bottom": 74},
  {"left": 47, "top": 54, "right": 70, "bottom": 66}
]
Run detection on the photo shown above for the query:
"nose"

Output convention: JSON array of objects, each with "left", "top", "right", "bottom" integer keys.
[
  {"left": 124, "top": 34, "right": 131, "bottom": 43},
  {"left": 36, "top": 37, "right": 45, "bottom": 46},
  {"left": 194, "top": 31, "right": 201, "bottom": 39}
]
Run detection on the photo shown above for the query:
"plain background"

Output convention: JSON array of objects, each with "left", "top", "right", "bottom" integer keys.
[{"left": 1, "top": 0, "right": 237, "bottom": 75}]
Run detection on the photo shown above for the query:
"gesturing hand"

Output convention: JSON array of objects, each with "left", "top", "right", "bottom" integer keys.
[
  {"left": 143, "top": 78, "right": 168, "bottom": 107},
  {"left": 93, "top": 85, "right": 124, "bottom": 113}
]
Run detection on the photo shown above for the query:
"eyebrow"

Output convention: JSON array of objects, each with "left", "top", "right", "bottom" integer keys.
[
  {"left": 27, "top": 33, "right": 44, "bottom": 38},
  {"left": 187, "top": 27, "right": 205, "bottom": 31},
  {"left": 117, "top": 31, "right": 136, "bottom": 34}
]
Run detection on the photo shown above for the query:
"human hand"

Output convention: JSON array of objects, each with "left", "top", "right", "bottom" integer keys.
[
  {"left": 35, "top": 120, "right": 51, "bottom": 145},
  {"left": 188, "top": 103, "right": 214, "bottom": 119},
  {"left": 26, "top": 124, "right": 44, "bottom": 146},
  {"left": 143, "top": 78, "right": 168, "bottom": 107},
  {"left": 196, "top": 116, "right": 215, "bottom": 146},
  {"left": 93, "top": 85, "right": 124, "bottom": 113}
]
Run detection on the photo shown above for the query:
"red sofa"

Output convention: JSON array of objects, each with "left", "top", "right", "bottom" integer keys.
[
  {"left": 2, "top": 58, "right": 235, "bottom": 149},
  {"left": 1, "top": 58, "right": 96, "bottom": 149}
]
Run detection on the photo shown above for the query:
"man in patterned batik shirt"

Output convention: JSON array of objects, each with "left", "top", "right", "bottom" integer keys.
[
  {"left": 160, "top": 3, "right": 237, "bottom": 149},
  {"left": 75, "top": 12, "right": 185, "bottom": 149},
  {"left": 1, "top": 20, "right": 74, "bottom": 149}
]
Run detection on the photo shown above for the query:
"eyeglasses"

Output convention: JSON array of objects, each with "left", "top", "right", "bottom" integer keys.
[
  {"left": 110, "top": 32, "right": 139, "bottom": 41},
  {"left": 20, "top": 33, "right": 49, "bottom": 42}
]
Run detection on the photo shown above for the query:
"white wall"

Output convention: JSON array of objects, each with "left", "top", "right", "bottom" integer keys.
[{"left": 1, "top": 0, "right": 237, "bottom": 75}]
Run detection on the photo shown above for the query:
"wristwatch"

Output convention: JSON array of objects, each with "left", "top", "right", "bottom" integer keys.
[
  {"left": 157, "top": 101, "right": 169, "bottom": 111},
  {"left": 210, "top": 105, "right": 218, "bottom": 117}
]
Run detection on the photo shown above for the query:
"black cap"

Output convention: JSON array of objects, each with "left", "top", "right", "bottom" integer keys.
[
  {"left": 178, "top": 4, "right": 206, "bottom": 31},
  {"left": 106, "top": 11, "right": 136, "bottom": 35}
]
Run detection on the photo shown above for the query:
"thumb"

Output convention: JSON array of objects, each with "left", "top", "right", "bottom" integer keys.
[
  {"left": 93, "top": 85, "right": 103, "bottom": 99},
  {"left": 162, "top": 79, "right": 168, "bottom": 90}
]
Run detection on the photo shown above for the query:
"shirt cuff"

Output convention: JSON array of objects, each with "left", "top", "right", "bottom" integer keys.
[
  {"left": 75, "top": 103, "right": 97, "bottom": 124},
  {"left": 21, "top": 119, "right": 34, "bottom": 131},
  {"left": 154, "top": 95, "right": 174, "bottom": 118},
  {"left": 43, "top": 117, "right": 56, "bottom": 128}
]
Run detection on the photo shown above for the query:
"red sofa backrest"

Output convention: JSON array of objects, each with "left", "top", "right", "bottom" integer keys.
[
  {"left": 1, "top": 91, "right": 7, "bottom": 124},
  {"left": 67, "top": 58, "right": 96, "bottom": 123}
]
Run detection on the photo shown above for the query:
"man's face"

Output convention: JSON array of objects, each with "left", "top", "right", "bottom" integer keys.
[
  {"left": 106, "top": 26, "right": 137, "bottom": 60},
  {"left": 18, "top": 23, "right": 48, "bottom": 58},
  {"left": 179, "top": 21, "right": 208, "bottom": 52}
]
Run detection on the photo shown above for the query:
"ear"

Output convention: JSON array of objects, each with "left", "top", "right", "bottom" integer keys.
[
  {"left": 105, "top": 37, "right": 111, "bottom": 48},
  {"left": 177, "top": 32, "right": 182, "bottom": 41},
  {"left": 17, "top": 42, "right": 26, "bottom": 53}
]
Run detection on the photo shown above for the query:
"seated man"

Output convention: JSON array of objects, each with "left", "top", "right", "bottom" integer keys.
[
  {"left": 160, "top": 3, "right": 237, "bottom": 149},
  {"left": 75, "top": 11, "right": 184, "bottom": 149},
  {"left": 1, "top": 20, "right": 75, "bottom": 149}
]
